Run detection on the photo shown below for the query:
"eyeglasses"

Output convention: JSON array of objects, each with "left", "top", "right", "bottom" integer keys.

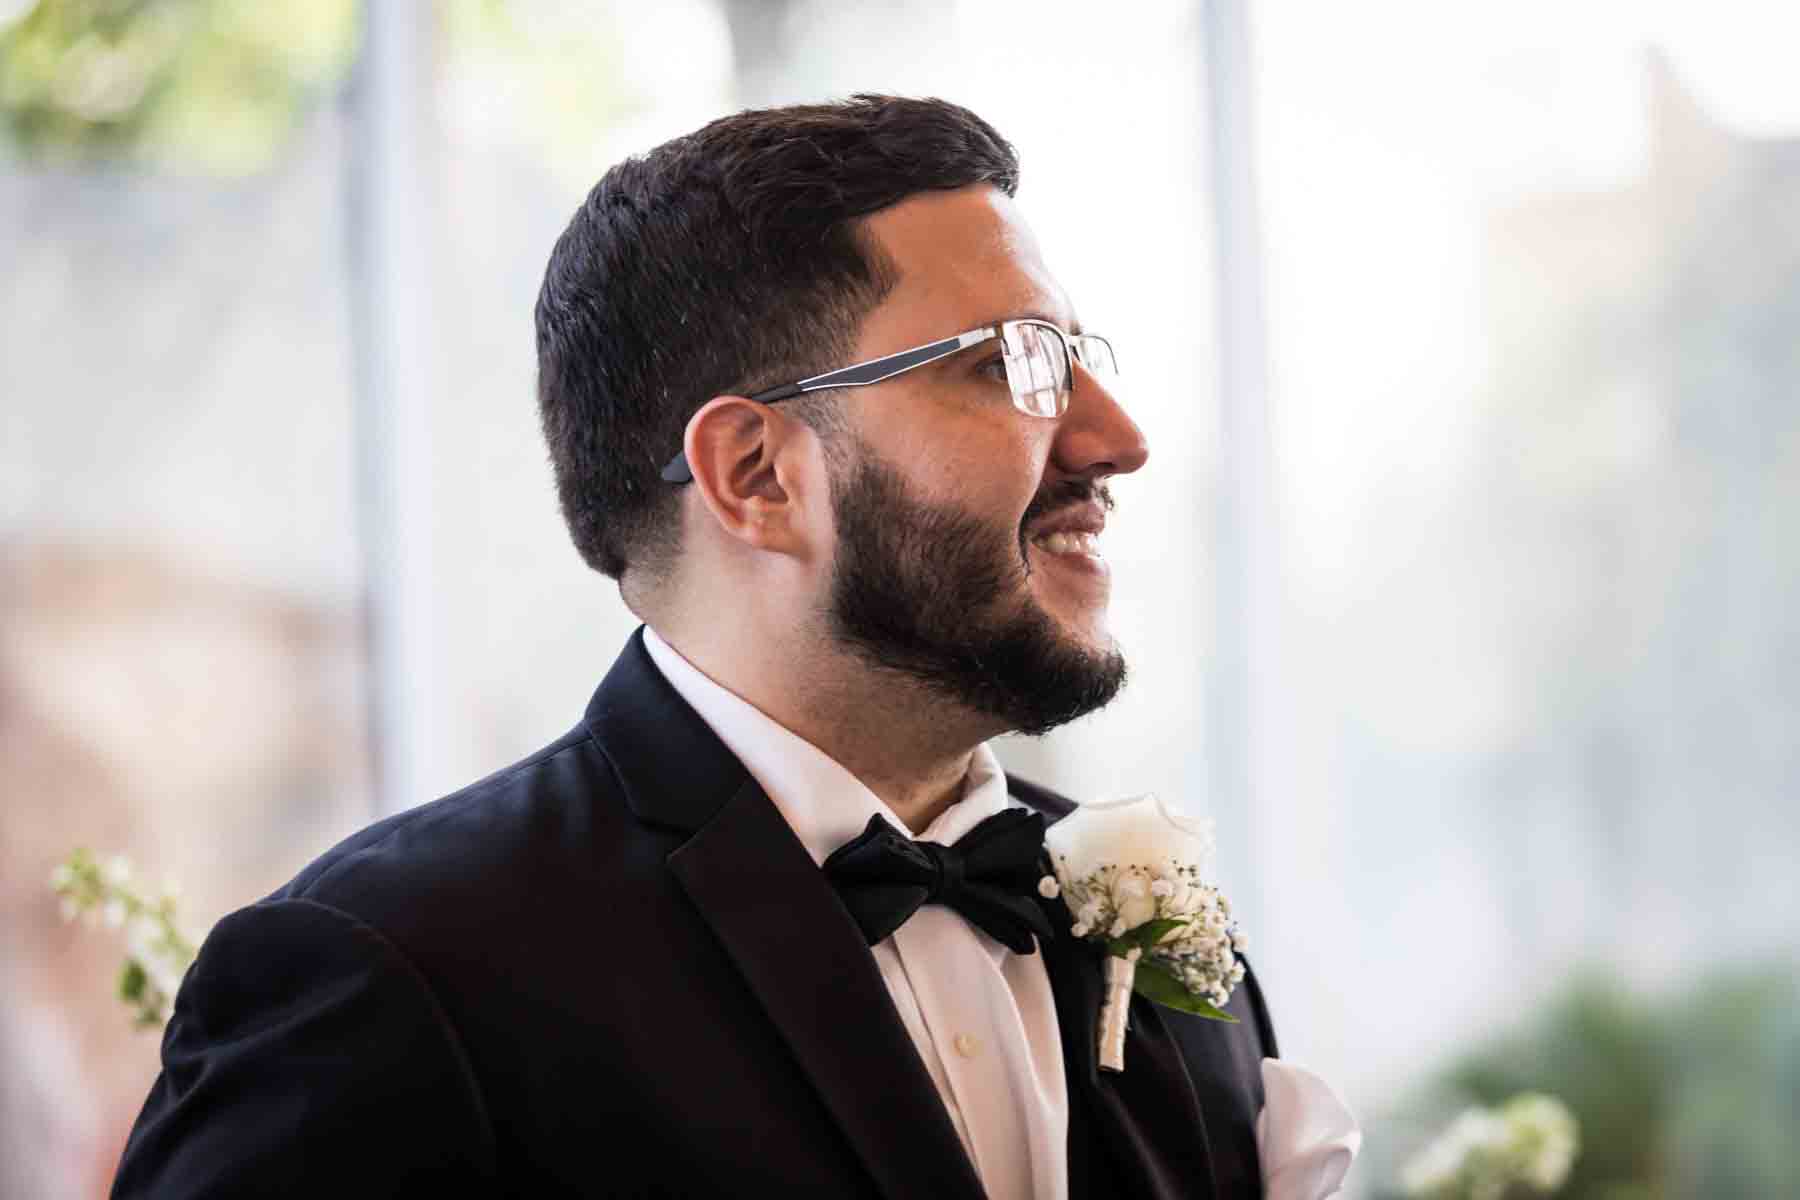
[{"left": 659, "top": 318, "right": 1118, "bottom": 483}]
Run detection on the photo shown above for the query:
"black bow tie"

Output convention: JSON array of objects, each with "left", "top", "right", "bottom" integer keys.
[{"left": 821, "top": 808, "right": 1055, "bottom": 955}]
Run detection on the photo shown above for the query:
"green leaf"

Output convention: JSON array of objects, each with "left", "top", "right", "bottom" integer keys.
[
  {"left": 1132, "top": 960, "right": 1239, "bottom": 1023},
  {"left": 1131, "top": 917, "right": 1190, "bottom": 950},
  {"left": 1105, "top": 916, "right": 1191, "bottom": 959},
  {"left": 118, "top": 958, "right": 147, "bottom": 1004}
]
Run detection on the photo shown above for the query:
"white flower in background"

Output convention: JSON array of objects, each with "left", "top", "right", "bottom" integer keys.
[
  {"left": 49, "top": 848, "right": 198, "bottom": 1029},
  {"left": 1401, "top": 1109, "right": 1508, "bottom": 1195},
  {"left": 1503, "top": 1093, "right": 1579, "bottom": 1192},
  {"left": 1044, "top": 793, "right": 1243, "bottom": 1072},
  {"left": 1400, "top": 1092, "right": 1579, "bottom": 1199},
  {"left": 127, "top": 913, "right": 189, "bottom": 1002}
]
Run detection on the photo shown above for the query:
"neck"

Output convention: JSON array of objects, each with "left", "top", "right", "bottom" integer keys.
[{"left": 653, "top": 620, "right": 1005, "bottom": 834}]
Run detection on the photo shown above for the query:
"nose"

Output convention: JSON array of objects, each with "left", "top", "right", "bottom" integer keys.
[{"left": 1051, "top": 363, "right": 1150, "bottom": 479}]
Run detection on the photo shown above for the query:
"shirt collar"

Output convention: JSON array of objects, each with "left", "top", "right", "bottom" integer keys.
[{"left": 641, "top": 624, "right": 1015, "bottom": 866}]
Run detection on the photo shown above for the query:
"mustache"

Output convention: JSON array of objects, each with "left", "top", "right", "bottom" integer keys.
[{"left": 1020, "top": 478, "right": 1116, "bottom": 533}]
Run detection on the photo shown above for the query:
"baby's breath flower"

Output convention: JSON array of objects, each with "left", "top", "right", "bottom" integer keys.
[
  {"left": 104, "top": 855, "right": 132, "bottom": 887},
  {"left": 49, "top": 849, "right": 195, "bottom": 1030}
]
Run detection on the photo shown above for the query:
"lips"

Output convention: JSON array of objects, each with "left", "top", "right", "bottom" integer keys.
[{"left": 1026, "top": 501, "right": 1108, "bottom": 542}]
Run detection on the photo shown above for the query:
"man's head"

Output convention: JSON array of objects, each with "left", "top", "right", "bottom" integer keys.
[
  {"left": 536, "top": 96, "right": 1149, "bottom": 735},
  {"left": 536, "top": 95, "right": 1017, "bottom": 587}
]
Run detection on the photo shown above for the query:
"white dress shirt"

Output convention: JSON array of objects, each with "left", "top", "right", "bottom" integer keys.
[{"left": 643, "top": 626, "right": 1068, "bottom": 1200}]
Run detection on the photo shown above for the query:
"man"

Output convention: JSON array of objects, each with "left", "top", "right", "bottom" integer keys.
[{"left": 113, "top": 96, "right": 1279, "bottom": 1198}]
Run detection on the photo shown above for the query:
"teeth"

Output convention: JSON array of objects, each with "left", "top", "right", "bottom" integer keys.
[{"left": 1033, "top": 530, "right": 1101, "bottom": 556}]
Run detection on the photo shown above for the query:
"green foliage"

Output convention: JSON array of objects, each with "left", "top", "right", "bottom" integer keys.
[
  {"left": 1446, "top": 980, "right": 1668, "bottom": 1194},
  {"left": 1106, "top": 916, "right": 1189, "bottom": 958},
  {"left": 116, "top": 956, "right": 146, "bottom": 1001},
  {"left": 436, "top": 0, "right": 642, "bottom": 182},
  {"left": 1133, "top": 958, "right": 1237, "bottom": 1022},
  {"left": 53, "top": 846, "right": 197, "bottom": 1029},
  {"left": 1382, "top": 967, "right": 1800, "bottom": 1200},
  {"left": 0, "top": 0, "right": 357, "bottom": 173}
]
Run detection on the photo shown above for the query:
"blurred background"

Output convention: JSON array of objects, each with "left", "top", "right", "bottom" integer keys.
[{"left": 3, "top": 1, "right": 1796, "bottom": 1196}]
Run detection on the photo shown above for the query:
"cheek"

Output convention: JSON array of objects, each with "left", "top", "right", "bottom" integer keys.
[
  {"left": 945, "top": 421, "right": 1046, "bottom": 524},
  {"left": 868, "top": 405, "right": 1048, "bottom": 528}
]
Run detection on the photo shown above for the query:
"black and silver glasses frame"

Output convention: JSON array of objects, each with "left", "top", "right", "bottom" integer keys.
[{"left": 658, "top": 318, "right": 1116, "bottom": 483}]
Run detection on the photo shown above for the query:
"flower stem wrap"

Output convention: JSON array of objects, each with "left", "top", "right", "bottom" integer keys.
[{"left": 1099, "top": 954, "right": 1136, "bottom": 1072}]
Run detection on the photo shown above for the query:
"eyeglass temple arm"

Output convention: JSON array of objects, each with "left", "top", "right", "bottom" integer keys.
[{"left": 658, "top": 329, "right": 991, "bottom": 483}]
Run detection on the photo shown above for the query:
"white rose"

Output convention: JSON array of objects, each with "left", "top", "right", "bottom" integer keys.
[{"left": 1044, "top": 793, "right": 1215, "bottom": 886}]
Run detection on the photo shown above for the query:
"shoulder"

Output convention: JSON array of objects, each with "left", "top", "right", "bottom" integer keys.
[
  {"left": 259, "top": 721, "right": 673, "bottom": 956},
  {"left": 114, "top": 893, "right": 500, "bottom": 1192}
]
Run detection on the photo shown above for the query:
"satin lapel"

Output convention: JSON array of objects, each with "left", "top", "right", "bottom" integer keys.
[
  {"left": 668, "top": 776, "right": 987, "bottom": 1200},
  {"left": 1038, "top": 890, "right": 1220, "bottom": 1200}
]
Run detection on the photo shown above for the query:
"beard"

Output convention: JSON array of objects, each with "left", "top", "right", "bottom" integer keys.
[{"left": 821, "top": 436, "right": 1127, "bottom": 735}]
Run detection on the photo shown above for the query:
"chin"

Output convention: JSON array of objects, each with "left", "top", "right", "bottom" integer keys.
[{"left": 1027, "top": 579, "right": 1113, "bottom": 651}]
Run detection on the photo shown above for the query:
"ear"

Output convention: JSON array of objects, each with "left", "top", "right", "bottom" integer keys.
[{"left": 682, "top": 395, "right": 822, "bottom": 560}]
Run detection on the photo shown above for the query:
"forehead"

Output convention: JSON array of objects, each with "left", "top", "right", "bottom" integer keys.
[{"left": 855, "top": 185, "right": 1074, "bottom": 349}]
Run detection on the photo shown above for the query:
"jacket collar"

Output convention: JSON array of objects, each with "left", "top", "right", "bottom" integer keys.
[
  {"left": 582, "top": 625, "right": 747, "bottom": 833},
  {"left": 582, "top": 626, "right": 1218, "bottom": 1200},
  {"left": 584, "top": 627, "right": 985, "bottom": 1199}
]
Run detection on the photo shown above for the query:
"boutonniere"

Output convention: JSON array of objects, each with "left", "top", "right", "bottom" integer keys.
[{"left": 1039, "top": 794, "right": 1247, "bottom": 1072}]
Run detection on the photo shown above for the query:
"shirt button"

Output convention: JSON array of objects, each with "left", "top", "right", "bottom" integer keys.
[{"left": 953, "top": 1033, "right": 981, "bottom": 1059}]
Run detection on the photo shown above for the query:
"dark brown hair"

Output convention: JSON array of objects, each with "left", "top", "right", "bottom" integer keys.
[{"left": 533, "top": 94, "right": 1020, "bottom": 588}]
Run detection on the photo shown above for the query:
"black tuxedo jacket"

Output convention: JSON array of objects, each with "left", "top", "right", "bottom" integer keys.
[{"left": 114, "top": 627, "right": 1276, "bottom": 1198}]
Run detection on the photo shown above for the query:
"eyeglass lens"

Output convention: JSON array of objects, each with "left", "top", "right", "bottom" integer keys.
[
  {"left": 1002, "top": 322, "right": 1069, "bottom": 417},
  {"left": 1072, "top": 335, "right": 1117, "bottom": 378},
  {"left": 1000, "top": 323, "right": 1119, "bottom": 417}
]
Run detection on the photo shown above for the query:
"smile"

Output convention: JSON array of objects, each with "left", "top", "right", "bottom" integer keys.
[{"left": 1031, "top": 530, "right": 1102, "bottom": 557}]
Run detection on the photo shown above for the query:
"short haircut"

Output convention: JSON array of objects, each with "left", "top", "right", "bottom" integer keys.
[{"left": 533, "top": 94, "right": 1020, "bottom": 589}]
